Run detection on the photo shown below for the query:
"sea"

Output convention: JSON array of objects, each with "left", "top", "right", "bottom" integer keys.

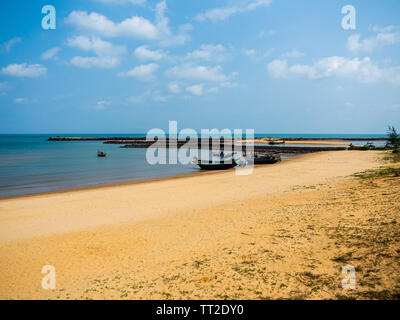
[{"left": 0, "top": 134, "right": 387, "bottom": 198}]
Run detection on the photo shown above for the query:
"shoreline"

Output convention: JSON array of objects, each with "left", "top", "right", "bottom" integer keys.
[
  {"left": 0, "top": 154, "right": 299, "bottom": 201},
  {"left": 0, "top": 169, "right": 204, "bottom": 201}
]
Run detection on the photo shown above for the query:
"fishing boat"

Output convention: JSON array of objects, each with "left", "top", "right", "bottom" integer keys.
[
  {"left": 195, "top": 160, "right": 237, "bottom": 170},
  {"left": 253, "top": 153, "right": 281, "bottom": 164},
  {"left": 97, "top": 151, "right": 107, "bottom": 157},
  {"left": 193, "top": 156, "right": 237, "bottom": 170},
  {"left": 268, "top": 139, "right": 285, "bottom": 145}
]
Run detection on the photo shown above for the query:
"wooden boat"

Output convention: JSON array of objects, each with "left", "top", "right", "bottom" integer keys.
[
  {"left": 268, "top": 139, "right": 285, "bottom": 145},
  {"left": 253, "top": 153, "right": 281, "bottom": 164},
  {"left": 194, "top": 159, "right": 237, "bottom": 170},
  {"left": 97, "top": 151, "right": 107, "bottom": 157}
]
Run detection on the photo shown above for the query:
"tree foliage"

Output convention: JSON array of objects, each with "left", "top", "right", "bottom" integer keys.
[{"left": 387, "top": 126, "right": 400, "bottom": 149}]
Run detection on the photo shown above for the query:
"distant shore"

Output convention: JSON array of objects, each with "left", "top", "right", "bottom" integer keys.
[
  {"left": 48, "top": 136, "right": 388, "bottom": 142},
  {"left": 47, "top": 136, "right": 378, "bottom": 153}
]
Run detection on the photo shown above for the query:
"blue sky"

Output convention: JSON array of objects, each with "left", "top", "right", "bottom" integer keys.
[{"left": 0, "top": 0, "right": 399, "bottom": 134}]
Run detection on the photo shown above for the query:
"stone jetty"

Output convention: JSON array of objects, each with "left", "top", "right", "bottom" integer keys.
[{"left": 46, "top": 136, "right": 360, "bottom": 153}]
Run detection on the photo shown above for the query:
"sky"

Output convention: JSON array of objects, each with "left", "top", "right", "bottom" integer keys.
[{"left": 0, "top": 0, "right": 399, "bottom": 134}]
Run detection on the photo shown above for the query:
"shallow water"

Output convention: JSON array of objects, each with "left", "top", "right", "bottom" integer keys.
[{"left": 0, "top": 135, "right": 199, "bottom": 198}]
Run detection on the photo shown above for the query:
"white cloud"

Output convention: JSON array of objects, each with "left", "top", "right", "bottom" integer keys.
[
  {"left": 134, "top": 45, "right": 165, "bottom": 61},
  {"left": 186, "top": 84, "right": 204, "bottom": 96},
  {"left": 41, "top": 47, "right": 61, "bottom": 60},
  {"left": 196, "top": 7, "right": 237, "bottom": 22},
  {"left": 2, "top": 37, "right": 21, "bottom": 52},
  {"left": 95, "top": 100, "right": 111, "bottom": 109},
  {"left": 186, "top": 44, "right": 225, "bottom": 62},
  {"left": 154, "top": 95, "right": 170, "bottom": 102},
  {"left": 2, "top": 63, "right": 47, "bottom": 78},
  {"left": 66, "top": 1, "right": 191, "bottom": 46},
  {"left": 257, "top": 29, "right": 276, "bottom": 38},
  {"left": 196, "top": 0, "right": 271, "bottom": 22},
  {"left": 243, "top": 48, "right": 274, "bottom": 60},
  {"left": 67, "top": 36, "right": 126, "bottom": 68},
  {"left": 118, "top": 63, "right": 159, "bottom": 81},
  {"left": 166, "top": 64, "right": 229, "bottom": 82},
  {"left": 244, "top": 49, "right": 256, "bottom": 57},
  {"left": 372, "top": 25, "right": 400, "bottom": 33},
  {"left": 168, "top": 82, "right": 181, "bottom": 93},
  {"left": 347, "top": 29, "right": 400, "bottom": 53},
  {"left": 155, "top": 1, "right": 192, "bottom": 46},
  {"left": 13, "top": 97, "right": 37, "bottom": 104},
  {"left": 70, "top": 57, "right": 120, "bottom": 69},
  {"left": 179, "top": 24, "right": 193, "bottom": 33},
  {"left": 280, "top": 50, "right": 304, "bottom": 59},
  {"left": 67, "top": 36, "right": 126, "bottom": 57},
  {"left": 66, "top": 11, "right": 159, "bottom": 40},
  {"left": 220, "top": 81, "right": 238, "bottom": 88},
  {"left": 13, "top": 98, "right": 30, "bottom": 104},
  {"left": 206, "top": 87, "right": 219, "bottom": 94},
  {"left": 267, "top": 56, "right": 400, "bottom": 85}
]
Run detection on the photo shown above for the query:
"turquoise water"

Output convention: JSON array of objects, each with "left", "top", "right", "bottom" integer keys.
[{"left": 0, "top": 134, "right": 386, "bottom": 198}]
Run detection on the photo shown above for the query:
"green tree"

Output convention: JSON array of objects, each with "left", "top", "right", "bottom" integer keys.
[{"left": 387, "top": 126, "right": 400, "bottom": 149}]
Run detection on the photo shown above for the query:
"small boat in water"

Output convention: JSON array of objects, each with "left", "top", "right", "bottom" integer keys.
[
  {"left": 97, "top": 151, "right": 107, "bottom": 157},
  {"left": 193, "top": 155, "right": 238, "bottom": 170}
]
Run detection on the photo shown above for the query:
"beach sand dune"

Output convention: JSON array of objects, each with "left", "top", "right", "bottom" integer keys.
[{"left": 0, "top": 151, "right": 399, "bottom": 300}]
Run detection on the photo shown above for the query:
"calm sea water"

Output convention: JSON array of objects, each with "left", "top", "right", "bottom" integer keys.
[
  {"left": 0, "top": 134, "right": 199, "bottom": 198},
  {"left": 0, "top": 134, "right": 386, "bottom": 198}
]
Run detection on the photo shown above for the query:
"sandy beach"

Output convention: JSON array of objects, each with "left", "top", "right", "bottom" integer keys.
[
  {"left": 243, "top": 139, "right": 351, "bottom": 146},
  {"left": 283, "top": 140, "right": 350, "bottom": 146},
  {"left": 0, "top": 150, "right": 399, "bottom": 300}
]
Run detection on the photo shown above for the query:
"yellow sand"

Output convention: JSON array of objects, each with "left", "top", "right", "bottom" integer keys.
[
  {"left": 283, "top": 140, "right": 350, "bottom": 146},
  {"left": 243, "top": 139, "right": 351, "bottom": 145},
  {"left": 0, "top": 150, "right": 398, "bottom": 300}
]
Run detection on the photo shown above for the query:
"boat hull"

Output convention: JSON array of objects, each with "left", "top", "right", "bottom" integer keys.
[
  {"left": 253, "top": 154, "right": 281, "bottom": 164},
  {"left": 196, "top": 161, "right": 237, "bottom": 170},
  {"left": 254, "top": 159, "right": 280, "bottom": 164}
]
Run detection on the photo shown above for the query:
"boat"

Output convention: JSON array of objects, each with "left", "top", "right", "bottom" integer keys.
[
  {"left": 97, "top": 151, "right": 107, "bottom": 157},
  {"left": 268, "top": 139, "right": 285, "bottom": 145},
  {"left": 253, "top": 153, "right": 281, "bottom": 164},
  {"left": 193, "top": 158, "right": 237, "bottom": 170}
]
